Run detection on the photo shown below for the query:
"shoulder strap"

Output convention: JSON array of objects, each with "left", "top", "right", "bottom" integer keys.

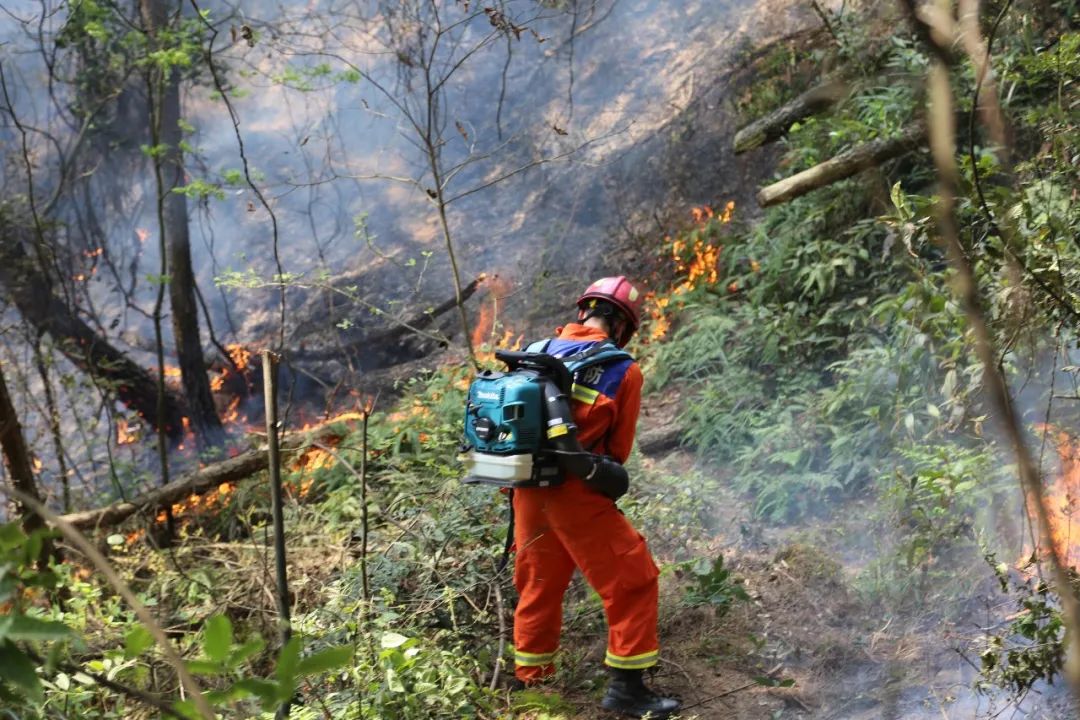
[{"left": 562, "top": 342, "right": 633, "bottom": 374}]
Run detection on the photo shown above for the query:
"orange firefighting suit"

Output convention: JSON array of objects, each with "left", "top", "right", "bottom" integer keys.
[{"left": 512, "top": 323, "right": 660, "bottom": 681}]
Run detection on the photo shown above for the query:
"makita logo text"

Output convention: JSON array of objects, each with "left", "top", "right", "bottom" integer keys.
[{"left": 476, "top": 391, "right": 500, "bottom": 401}]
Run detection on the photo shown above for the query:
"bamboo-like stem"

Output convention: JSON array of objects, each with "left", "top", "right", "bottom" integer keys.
[
  {"left": 926, "top": 56, "right": 1080, "bottom": 705},
  {"left": 263, "top": 350, "right": 292, "bottom": 720},
  {"left": 360, "top": 409, "right": 371, "bottom": 603}
]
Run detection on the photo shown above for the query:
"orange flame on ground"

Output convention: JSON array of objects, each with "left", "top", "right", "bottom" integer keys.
[
  {"left": 135, "top": 228, "right": 150, "bottom": 243},
  {"left": 471, "top": 275, "right": 515, "bottom": 351},
  {"left": 156, "top": 482, "right": 235, "bottom": 524},
  {"left": 117, "top": 419, "right": 138, "bottom": 445},
  {"left": 222, "top": 396, "right": 243, "bottom": 424},
  {"left": 1025, "top": 428, "right": 1080, "bottom": 568},
  {"left": 32, "top": 458, "right": 43, "bottom": 472},
  {"left": 646, "top": 201, "right": 738, "bottom": 342},
  {"left": 647, "top": 294, "right": 671, "bottom": 342},
  {"left": 671, "top": 202, "right": 735, "bottom": 295},
  {"left": 211, "top": 343, "right": 254, "bottom": 399},
  {"left": 227, "top": 344, "right": 251, "bottom": 371}
]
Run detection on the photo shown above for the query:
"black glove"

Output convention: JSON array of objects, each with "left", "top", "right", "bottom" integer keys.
[{"left": 584, "top": 457, "right": 629, "bottom": 501}]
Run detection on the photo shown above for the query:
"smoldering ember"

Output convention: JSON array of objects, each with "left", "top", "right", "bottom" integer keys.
[{"left": 1, "top": 0, "right": 1078, "bottom": 718}]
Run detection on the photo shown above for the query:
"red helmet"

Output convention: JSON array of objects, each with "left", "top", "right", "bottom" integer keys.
[{"left": 576, "top": 276, "right": 643, "bottom": 346}]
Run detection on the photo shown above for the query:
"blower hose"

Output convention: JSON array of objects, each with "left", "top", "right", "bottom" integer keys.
[{"left": 541, "top": 378, "right": 629, "bottom": 501}]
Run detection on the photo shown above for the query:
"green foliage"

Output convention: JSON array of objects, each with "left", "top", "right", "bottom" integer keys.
[
  {"left": 678, "top": 555, "right": 749, "bottom": 615},
  {"left": 978, "top": 558, "right": 1068, "bottom": 695},
  {"left": 0, "top": 523, "right": 72, "bottom": 704},
  {"left": 882, "top": 445, "right": 1000, "bottom": 580},
  {"left": 642, "top": 1, "right": 1078, "bottom": 533}
]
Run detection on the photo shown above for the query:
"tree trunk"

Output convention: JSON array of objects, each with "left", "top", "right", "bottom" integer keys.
[
  {"left": 0, "top": 227, "right": 185, "bottom": 438},
  {"left": 733, "top": 80, "right": 848, "bottom": 154},
  {"left": 141, "top": 0, "right": 223, "bottom": 452},
  {"left": 756, "top": 124, "right": 927, "bottom": 207},
  {"left": 0, "top": 362, "right": 56, "bottom": 564}
]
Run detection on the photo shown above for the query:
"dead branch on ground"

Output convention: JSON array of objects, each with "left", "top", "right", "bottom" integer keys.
[{"left": 60, "top": 422, "right": 352, "bottom": 531}]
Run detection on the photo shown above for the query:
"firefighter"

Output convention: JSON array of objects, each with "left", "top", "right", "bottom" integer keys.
[{"left": 511, "top": 276, "right": 680, "bottom": 719}]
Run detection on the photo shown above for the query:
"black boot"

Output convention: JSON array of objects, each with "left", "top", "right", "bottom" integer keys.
[{"left": 601, "top": 667, "right": 680, "bottom": 719}]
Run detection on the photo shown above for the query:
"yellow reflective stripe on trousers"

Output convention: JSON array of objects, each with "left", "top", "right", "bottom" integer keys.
[
  {"left": 570, "top": 383, "right": 599, "bottom": 405},
  {"left": 605, "top": 650, "right": 659, "bottom": 669},
  {"left": 514, "top": 648, "right": 557, "bottom": 667}
]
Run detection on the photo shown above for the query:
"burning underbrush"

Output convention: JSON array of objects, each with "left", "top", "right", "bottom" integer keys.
[{"left": 1023, "top": 426, "right": 1080, "bottom": 570}]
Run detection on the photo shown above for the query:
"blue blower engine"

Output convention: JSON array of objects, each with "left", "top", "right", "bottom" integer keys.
[{"left": 459, "top": 348, "right": 629, "bottom": 497}]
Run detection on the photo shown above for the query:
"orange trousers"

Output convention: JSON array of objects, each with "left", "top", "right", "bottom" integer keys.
[{"left": 512, "top": 478, "right": 660, "bottom": 681}]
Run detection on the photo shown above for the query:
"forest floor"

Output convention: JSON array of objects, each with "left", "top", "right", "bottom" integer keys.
[{"left": 517, "top": 397, "right": 1076, "bottom": 720}]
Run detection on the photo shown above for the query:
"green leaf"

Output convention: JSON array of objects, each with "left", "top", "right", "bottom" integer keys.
[
  {"left": 202, "top": 615, "right": 232, "bottom": 663},
  {"left": 106, "top": 534, "right": 125, "bottom": 546},
  {"left": 1, "top": 615, "right": 73, "bottom": 642},
  {"left": 232, "top": 678, "right": 279, "bottom": 710},
  {"left": 0, "top": 523, "right": 26, "bottom": 552},
  {"left": 381, "top": 632, "right": 409, "bottom": 649},
  {"left": 296, "top": 645, "right": 353, "bottom": 677},
  {"left": 124, "top": 626, "right": 154, "bottom": 659},
  {"left": 0, "top": 640, "right": 43, "bottom": 702},
  {"left": 185, "top": 659, "right": 223, "bottom": 676},
  {"left": 227, "top": 637, "right": 266, "bottom": 668},
  {"left": 274, "top": 636, "right": 302, "bottom": 700}
]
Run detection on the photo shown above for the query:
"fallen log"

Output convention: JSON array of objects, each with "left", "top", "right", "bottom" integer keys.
[
  {"left": 756, "top": 123, "right": 927, "bottom": 207},
  {"left": 61, "top": 421, "right": 356, "bottom": 531},
  {"left": 0, "top": 220, "right": 185, "bottom": 437},
  {"left": 362, "top": 274, "right": 486, "bottom": 347},
  {"left": 300, "top": 274, "right": 485, "bottom": 362},
  {"left": 733, "top": 80, "right": 848, "bottom": 154}
]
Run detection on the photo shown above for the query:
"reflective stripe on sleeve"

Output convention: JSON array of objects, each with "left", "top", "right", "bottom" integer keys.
[{"left": 570, "top": 383, "right": 599, "bottom": 405}]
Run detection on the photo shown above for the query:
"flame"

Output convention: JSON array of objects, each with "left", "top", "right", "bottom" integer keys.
[
  {"left": 471, "top": 275, "right": 514, "bottom": 351},
  {"left": 222, "top": 396, "right": 242, "bottom": 424},
  {"left": 162, "top": 366, "right": 182, "bottom": 379},
  {"left": 226, "top": 344, "right": 251, "bottom": 371},
  {"left": 643, "top": 201, "right": 739, "bottom": 344},
  {"left": 117, "top": 419, "right": 138, "bottom": 445},
  {"left": 135, "top": 228, "right": 150, "bottom": 243},
  {"left": 1024, "top": 428, "right": 1080, "bottom": 569},
  {"left": 32, "top": 457, "right": 43, "bottom": 472},
  {"left": 155, "top": 482, "right": 235, "bottom": 524},
  {"left": 647, "top": 294, "right": 671, "bottom": 342},
  {"left": 210, "top": 344, "right": 254, "bottom": 408}
]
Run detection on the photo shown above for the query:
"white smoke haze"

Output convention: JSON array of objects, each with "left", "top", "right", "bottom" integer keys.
[{"left": 10, "top": 1, "right": 1077, "bottom": 717}]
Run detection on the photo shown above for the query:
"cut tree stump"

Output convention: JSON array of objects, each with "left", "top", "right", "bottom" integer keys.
[
  {"left": 61, "top": 420, "right": 356, "bottom": 530},
  {"left": 733, "top": 80, "right": 849, "bottom": 154},
  {"left": 756, "top": 123, "right": 926, "bottom": 207}
]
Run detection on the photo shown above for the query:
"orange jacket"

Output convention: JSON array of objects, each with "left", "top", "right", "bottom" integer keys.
[{"left": 545, "top": 323, "right": 643, "bottom": 463}]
